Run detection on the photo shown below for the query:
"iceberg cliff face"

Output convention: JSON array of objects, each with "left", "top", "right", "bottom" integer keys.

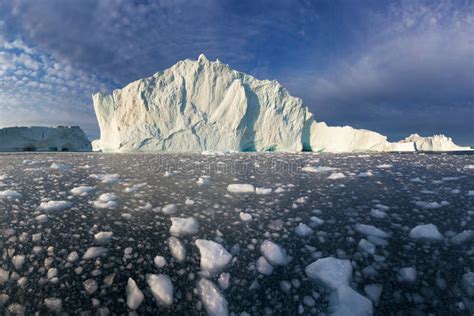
[
  {"left": 0, "top": 126, "right": 91, "bottom": 152},
  {"left": 92, "top": 54, "right": 470, "bottom": 153},
  {"left": 93, "top": 54, "right": 311, "bottom": 152}
]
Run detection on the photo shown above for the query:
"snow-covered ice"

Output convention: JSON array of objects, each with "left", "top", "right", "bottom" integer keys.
[
  {"left": 409, "top": 224, "right": 443, "bottom": 242},
  {"left": 38, "top": 200, "right": 72, "bottom": 211},
  {"left": 195, "top": 239, "right": 232, "bottom": 274},
  {"left": 197, "top": 278, "right": 229, "bottom": 316},
  {"left": 146, "top": 274, "right": 174, "bottom": 306},
  {"left": 126, "top": 278, "right": 144, "bottom": 310},
  {"left": 227, "top": 183, "right": 255, "bottom": 193},
  {"left": 170, "top": 217, "right": 200, "bottom": 236},
  {"left": 260, "top": 240, "right": 289, "bottom": 266}
]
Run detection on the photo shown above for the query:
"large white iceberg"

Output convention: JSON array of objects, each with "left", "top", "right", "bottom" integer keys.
[
  {"left": 92, "top": 54, "right": 470, "bottom": 153},
  {"left": 394, "top": 134, "right": 471, "bottom": 152},
  {"left": 0, "top": 126, "right": 91, "bottom": 152}
]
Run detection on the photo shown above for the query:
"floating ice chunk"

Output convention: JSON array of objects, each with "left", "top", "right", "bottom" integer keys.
[
  {"left": 227, "top": 184, "right": 255, "bottom": 193},
  {"left": 0, "top": 268, "right": 9, "bottom": 285},
  {"left": 376, "top": 164, "right": 392, "bottom": 168},
  {"left": 364, "top": 284, "right": 383, "bottom": 305},
  {"left": 94, "top": 231, "right": 114, "bottom": 243},
  {"left": 44, "top": 298, "right": 62, "bottom": 312},
  {"left": 415, "top": 201, "right": 444, "bottom": 209},
  {"left": 302, "top": 166, "right": 337, "bottom": 173},
  {"left": 147, "top": 274, "right": 173, "bottom": 306},
  {"left": 450, "top": 230, "right": 474, "bottom": 245},
  {"left": 305, "top": 257, "right": 352, "bottom": 290},
  {"left": 185, "top": 198, "right": 195, "bottom": 205},
  {"left": 70, "top": 186, "right": 94, "bottom": 196},
  {"left": 162, "top": 204, "right": 177, "bottom": 215},
  {"left": 50, "top": 163, "right": 70, "bottom": 170},
  {"left": 195, "top": 239, "right": 232, "bottom": 274},
  {"left": 12, "top": 255, "right": 25, "bottom": 270},
  {"left": 218, "top": 273, "right": 230, "bottom": 290},
  {"left": 256, "top": 187, "right": 272, "bottom": 195},
  {"left": 327, "top": 172, "right": 346, "bottom": 180},
  {"left": 260, "top": 240, "right": 289, "bottom": 266},
  {"left": 358, "top": 171, "right": 373, "bottom": 177},
  {"left": 239, "top": 212, "right": 252, "bottom": 222},
  {"left": 0, "top": 190, "right": 22, "bottom": 199},
  {"left": 462, "top": 272, "right": 474, "bottom": 297},
  {"left": 468, "top": 190, "right": 474, "bottom": 196},
  {"left": 90, "top": 173, "right": 120, "bottom": 184},
  {"left": 154, "top": 256, "right": 167, "bottom": 268},
  {"left": 310, "top": 216, "right": 325, "bottom": 226},
  {"left": 197, "top": 176, "right": 211, "bottom": 185},
  {"left": 67, "top": 251, "right": 79, "bottom": 263},
  {"left": 464, "top": 164, "right": 474, "bottom": 169},
  {"left": 168, "top": 237, "right": 186, "bottom": 262},
  {"left": 93, "top": 193, "right": 117, "bottom": 209},
  {"left": 295, "top": 223, "right": 313, "bottom": 237},
  {"left": 305, "top": 257, "right": 373, "bottom": 315},
  {"left": 38, "top": 200, "right": 72, "bottom": 211},
  {"left": 83, "top": 247, "right": 108, "bottom": 259},
  {"left": 170, "top": 217, "right": 199, "bottom": 236},
  {"left": 197, "top": 278, "right": 229, "bottom": 316},
  {"left": 398, "top": 267, "right": 417, "bottom": 284},
  {"left": 126, "top": 278, "right": 144, "bottom": 310},
  {"left": 35, "top": 214, "right": 48, "bottom": 223},
  {"left": 257, "top": 256, "right": 273, "bottom": 275},
  {"left": 354, "top": 224, "right": 390, "bottom": 239},
  {"left": 409, "top": 224, "right": 443, "bottom": 242},
  {"left": 369, "top": 209, "right": 387, "bottom": 219},
  {"left": 83, "top": 278, "right": 98, "bottom": 294},
  {"left": 358, "top": 239, "right": 376, "bottom": 255}
]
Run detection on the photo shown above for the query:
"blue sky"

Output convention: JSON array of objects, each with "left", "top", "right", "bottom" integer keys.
[{"left": 0, "top": 0, "right": 473, "bottom": 144}]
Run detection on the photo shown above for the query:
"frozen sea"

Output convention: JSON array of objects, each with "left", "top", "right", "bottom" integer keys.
[{"left": 0, "top": 152, "right": 473, "bottom": 315}]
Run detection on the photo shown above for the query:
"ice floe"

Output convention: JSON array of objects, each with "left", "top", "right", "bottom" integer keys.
[
  {"left": 197, "top": 278, "right": 229, "bottom": 316},
  {"left": 170, "top": 217, "right": 200, "bottom": 236},
  {"left": 147, "top": 274, "right": 174, "bottom": 306},
  {"left": 409, "top": 224, "right": 443, "bottom": 242},
  {"left": 260, "top": 240, "right": 289, "bottom": 266},
  {"left": 195, "top": 239, "right": 232, "bottom": 274}
]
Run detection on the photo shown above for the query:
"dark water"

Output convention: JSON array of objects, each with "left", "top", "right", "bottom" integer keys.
[{"left": 0, "top": 152, "right": 473, "bottom": 315}]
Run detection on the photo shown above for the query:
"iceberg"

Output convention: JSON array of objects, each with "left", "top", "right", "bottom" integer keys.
[
  {"left": 0, "top": 126, "right": 91, "bottom": 152},
  {"left": 92, "top": 54, "right": 470, "bottom": 153}
]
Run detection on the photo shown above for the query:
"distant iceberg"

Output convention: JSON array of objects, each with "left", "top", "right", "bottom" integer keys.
[
  {"left": 92, "top": 54, "right": 469, "bottom": 153},
  {"left": 0, "top": 126, "right": 91, "bottom": 152}
]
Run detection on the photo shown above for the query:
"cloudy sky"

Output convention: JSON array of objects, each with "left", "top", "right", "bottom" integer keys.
[{"left": 0, "top": 0, "right": 473, "bottom": 144}]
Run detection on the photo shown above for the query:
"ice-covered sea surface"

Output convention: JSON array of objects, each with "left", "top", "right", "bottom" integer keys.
[{"left": 0, "top": 152, "right": 473, "bottom": 315}]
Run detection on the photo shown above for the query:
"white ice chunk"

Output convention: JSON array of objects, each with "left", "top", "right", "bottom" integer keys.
[
  {"left": 126, "top": 278, "right": 144, "bottom": 310},
  {"left": 257, "top": 256, "right": 273, "bottom": 275},
  {"left": 38, "top": 200, "right": 72, "bottom": 211},
  {"left": 12, "top": 255, "right": 25, "bottom": 270},
  {"left": 327, "top": 172, "right": 346, "bottom": 180},
  {"left": 239, "top": 212, "right": 252, "bottom": 222},
  {"left": 398, "top": 267, "right": 417, "bottom": 284},
  {"left": 168, "top": 237, "right": 186, "bottom": 262},
  {"left": 170, "top": 217, "right": 199, "bottom": 236},
  {"left": 35, "top": 214, "right": 48, "bottom": 223},
  {"left": 195, "top": 239, "right": 232, "bottom": 274},
  {"left": 256, "top": 187, "right": 272, "bottom": 195},
  {"left": 44, "top": 298, "right": 62, "bottom": 312},
  {"left": 354, "top": 224, "right": 389, "bottom": 239},
  {"left": 154, "top": 256, "right": 167, "bottom": 268},
  {"left": 162, "top": 204, "right": 177, "bottom": 215},
  {"left": 305, "top": 257, "right": 373, "bottom": 315},
  {"left": 302, "top": 166, "right": 337, "bottom": 173},
  {"left": 450, "top": 230, "right": 474, "bottom": 245},
  {"left": 227, "top": 184, "right": 255, "bottom": 193},
  {"left": 409, "top": 224, "right": 443, "bottom": 242},
  {"left": 358, "top": 239, "right": 376, "bottom": 255},
  {"left": 295, "top": 223, "right": 313, "bottom": 237},
  {"left": 147, "top": 274, "right": 174, "bottom": 306},
  {"left": 364, "top": 284, "right": 383, "bottom": 305},
  {"left": 70, "top": 186, "right": 94, "bottom": 196},
  {"left": 197, "top": 278, "right": 229, "bottom": 316},
  {"left": 94, "top": 231, "right": 114, "bottom": 243},
  {"left": 93, "top": 193, "right": 117, "bottom": 209},
  {"left": 0, "top": 190, "right": 22, "bottom": 199},
  {"left": 260, "top": 240, "right": 289, "bottom": 266},
  {"left": 83, "top": 247, "right": 108, "bottom": 259}
]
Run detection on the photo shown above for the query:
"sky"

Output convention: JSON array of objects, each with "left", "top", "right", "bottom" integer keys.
[{"left": 0, "top": 0, "right": 473, "bottom": 144}]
